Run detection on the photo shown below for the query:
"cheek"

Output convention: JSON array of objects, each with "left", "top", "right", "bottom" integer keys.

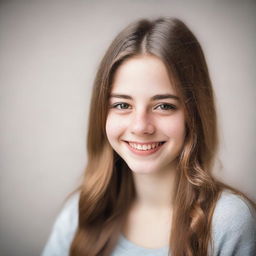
[
  {"left": 105, "top": 115, "right": 115, "bottom": 142},
  {"left": 174, "top": 118, "right": 186, "bottom": 136},
  {"left": 160, "top": 115, "right": 186, "bottom": 140},
  {"left": 105, "top": 114, "right": 127, "bottom": 142}
]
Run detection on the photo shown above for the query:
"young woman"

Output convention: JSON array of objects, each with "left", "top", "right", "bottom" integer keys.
[{"left": 42, "top": 17, "right": 256, "bottom": 256}]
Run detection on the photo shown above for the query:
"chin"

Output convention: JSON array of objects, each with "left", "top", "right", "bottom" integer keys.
[{"left": 126, "top": 162, "right": 162, "bottom": 175}]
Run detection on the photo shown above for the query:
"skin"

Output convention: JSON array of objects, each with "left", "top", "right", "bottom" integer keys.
[{"left": 105, "top": 54, "right": 186, "bottom": 248}]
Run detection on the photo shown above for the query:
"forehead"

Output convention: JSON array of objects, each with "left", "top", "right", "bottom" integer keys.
[{"left": 111, "top": 55, "right": 177, "bottom": 96}]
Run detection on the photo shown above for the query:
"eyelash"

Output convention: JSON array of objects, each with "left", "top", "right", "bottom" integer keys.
[
  {"left": 111, "top": 102, "right": 131, "bottom": 109},
  {"left": 110, "top": 102, "right": 177, "bottom": 111},
  {"left": 154, "top": 103, "right": 177, "bottom": 111}
]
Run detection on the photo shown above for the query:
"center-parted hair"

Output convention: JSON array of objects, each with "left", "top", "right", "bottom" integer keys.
[{"left": 70, "top": 17, "right": 231, "bottom": 256}]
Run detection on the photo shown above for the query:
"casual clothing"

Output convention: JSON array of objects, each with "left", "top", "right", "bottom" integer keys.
[{"left": 41, "top": 190, "right": 256, "bottom": 256}]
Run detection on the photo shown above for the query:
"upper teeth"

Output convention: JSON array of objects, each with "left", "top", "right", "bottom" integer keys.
[{"left": 128, "top": 142, "right": 162, "bottom": 151}]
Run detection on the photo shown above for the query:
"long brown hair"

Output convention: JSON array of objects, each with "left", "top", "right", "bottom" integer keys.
[{"left": 70, "top": 17, "right": 253, "bottom": 256}]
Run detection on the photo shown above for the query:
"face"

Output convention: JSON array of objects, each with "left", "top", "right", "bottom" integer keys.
[{"left": 106, "top": 55, "right": 186, "bottom": 175}]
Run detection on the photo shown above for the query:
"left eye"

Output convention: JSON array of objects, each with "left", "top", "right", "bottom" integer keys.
[
  {"left": 112, "top": 103, "right": 131, "bottom": 109},
  {"left": 155, "top": 104, "right": 176, "bottom": 110}
]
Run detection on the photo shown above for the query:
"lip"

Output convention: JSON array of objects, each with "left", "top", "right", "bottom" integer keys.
[{"left": 124, "top": 140, "right": 165, "bottom": 156}]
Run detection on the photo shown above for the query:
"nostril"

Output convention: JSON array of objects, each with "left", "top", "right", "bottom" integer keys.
[{"left": 131, "top": 124, "right": 155, "bottom": 135}]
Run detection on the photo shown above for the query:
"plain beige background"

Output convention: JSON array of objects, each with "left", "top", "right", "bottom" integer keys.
[{"left": 0, "top": 0, "right": 255, "bottom": 255}]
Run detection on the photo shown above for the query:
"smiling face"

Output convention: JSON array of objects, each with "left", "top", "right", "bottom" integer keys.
[{"left": 106, "top": 55, "right": 186, "bottom": 175}]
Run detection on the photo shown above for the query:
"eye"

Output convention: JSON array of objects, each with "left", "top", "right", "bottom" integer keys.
[
  {"left": 111, "top": 102, "right": 131, "bottom": 110},
  {"left": 154, "top": 103, "right": 177, "bottom": 111}
]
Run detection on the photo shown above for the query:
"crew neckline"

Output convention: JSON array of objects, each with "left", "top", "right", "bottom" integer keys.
[{"left": 119, "top": 233, "right": 169, "bottom": 253}]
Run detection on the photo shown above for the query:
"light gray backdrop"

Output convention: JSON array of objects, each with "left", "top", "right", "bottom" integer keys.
[{"left": 0, "top": 0, "right": 255, "bottom": 255}]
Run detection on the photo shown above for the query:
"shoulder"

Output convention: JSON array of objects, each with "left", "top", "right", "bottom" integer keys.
[
  {"left": 212, "top": 189, "right": 256, "bottom": 229},
  {"left": 211, "top": 189, "right": 256, "bottom": 255},
  {"left": 57, "top": 193, "right": 80, "bottom": 225},
  {"left": 49, "top": 192, "right": 79, "bottom": 234},
  {"left": 41, "top": 193, "right": 79, "bottom": 256}
]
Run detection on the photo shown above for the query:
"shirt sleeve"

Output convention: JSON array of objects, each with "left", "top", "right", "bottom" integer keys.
[
  {"left": 211, "top": 191, "right": 256, "bottom": 256},
  {"left": 41, "top": 194, "right": 79, "bottom": 256}
]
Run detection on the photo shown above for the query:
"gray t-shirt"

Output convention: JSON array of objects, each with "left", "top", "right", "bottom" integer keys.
[{"left": 41, "top": 190, "right": 256, "bottom": 256}]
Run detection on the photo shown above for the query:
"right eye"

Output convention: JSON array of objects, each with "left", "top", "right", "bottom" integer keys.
[{"left": 111, "top": 102, "right": 131, "bottom": 109}]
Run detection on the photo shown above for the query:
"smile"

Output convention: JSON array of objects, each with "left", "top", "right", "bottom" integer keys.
[
  {"left": 125, "top": 141, "right": 165, "bottom": 155},
  {"left": 128, "top": 141, "right": 164, "bottom": 151}
]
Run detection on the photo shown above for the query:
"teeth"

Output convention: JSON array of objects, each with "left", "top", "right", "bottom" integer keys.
[{"left": 128, "top": 142, "right": 162, "bottom": 151}]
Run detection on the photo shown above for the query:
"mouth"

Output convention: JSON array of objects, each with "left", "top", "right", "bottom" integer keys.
[{"left": 124, "top": 140, "right": 166, "bottom": 155}]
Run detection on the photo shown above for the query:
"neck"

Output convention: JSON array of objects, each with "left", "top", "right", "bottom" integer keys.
[{"left": 131, "top": 165, "right": 177, "bottom": 210}]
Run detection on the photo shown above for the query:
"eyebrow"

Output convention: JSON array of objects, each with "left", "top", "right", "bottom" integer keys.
[{"left": 110, "top": 93, "right": 180, "bottom": 101}]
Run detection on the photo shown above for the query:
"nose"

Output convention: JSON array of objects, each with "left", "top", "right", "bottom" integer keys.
[{"left": 130, "top": 110, "right": 155, "bottom": 135}]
